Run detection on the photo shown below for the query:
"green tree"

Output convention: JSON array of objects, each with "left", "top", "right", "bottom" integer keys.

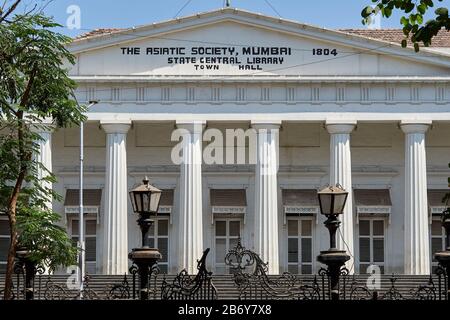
[
  {"left": 0, "top": 1, "right": 85, "bottom": 299},
  {"left": 362, "top": 0, "right": 450, "bottom": 51}
]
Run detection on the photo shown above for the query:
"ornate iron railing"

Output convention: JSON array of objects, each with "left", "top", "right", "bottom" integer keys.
[
  {"left": 224, "top": 238, "right": 321, "bottom": 300},
  {"left": 0, "top": 243, "right": 448, "bottom": 300},
  {"left": 161, "top": 248, "right": 217, "bottom": 300},
  {"left": 223, "top": 239, "right": 448, "bottom": 301}
]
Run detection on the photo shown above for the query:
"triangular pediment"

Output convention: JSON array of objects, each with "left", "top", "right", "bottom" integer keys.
[{"left": 68, "top": 8, "right": 450, "bottom": 77}]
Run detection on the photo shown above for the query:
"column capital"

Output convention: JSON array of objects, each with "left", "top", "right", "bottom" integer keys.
[
  {"left": 326, "top": 121, "right": 357, "bottom": 134},
  {"left": 251, "top": 120, "right": 282, "bottom": 130},
  {"left": 175, "top": 120, "right": 206, "bottom": 133},
  {"left": 400, "top": 121, "right": 432, "bottom": 134},
  {"left": 101, "top": 120, "right": 132, "bottom": 134}
]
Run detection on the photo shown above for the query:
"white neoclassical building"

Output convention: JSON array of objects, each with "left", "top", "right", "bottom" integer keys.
[{"left": 2, "top": 8, "right": 450, "bottom": 276}]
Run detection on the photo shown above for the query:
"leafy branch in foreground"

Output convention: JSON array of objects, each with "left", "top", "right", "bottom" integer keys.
[{"left": 362, "top": 0, "right": 449, "bottom": 51}]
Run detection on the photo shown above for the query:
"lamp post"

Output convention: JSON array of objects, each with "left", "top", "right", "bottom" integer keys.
[
  {"left": 434, "top": 208, "right": 450, "bottom": 300},
  {"left": 15, "top": 247, "right": 36, "bottom": 300},
  {"left": 78, "top": 100, "right": 98, "bottom": 300},
  {"left": 128, "top": 177, "right": 162, "bottom": 300},
  {"left": 317, "top": 184, "right": 350, "bottom": 301}
]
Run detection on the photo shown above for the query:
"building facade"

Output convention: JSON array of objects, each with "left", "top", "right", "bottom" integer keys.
[{"left": 2, "top": 8, "right": 450, "bottom": 275}]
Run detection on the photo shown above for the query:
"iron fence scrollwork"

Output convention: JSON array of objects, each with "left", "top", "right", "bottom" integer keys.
[
  {"left": 225, "top": 238, "right": 320, "bottom": 300},
  {"left": 161, "top": 248, "right": 217, "bottom": 300},
  {"left": 0, "top": 240, "right": 449, "bottom": 301}
]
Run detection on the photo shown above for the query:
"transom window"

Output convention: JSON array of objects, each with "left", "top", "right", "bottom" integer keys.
[
  {"left": 148, "top": 218, "right": 169, "bottom": 274},
  {"left": 214, "top": 219, "right": 241, "bottom": 274},
  {"left": 287, "top": 218, "right": 313, "bottom": 274},
  {"left": 358, "top": 219, "right": 385, "bottom": 274},
  {"left": 431, "top": 218, "right": 446, "bottom": 272},
  {"left": 70, "top": 218, "right": 97, "bottom": 274}
]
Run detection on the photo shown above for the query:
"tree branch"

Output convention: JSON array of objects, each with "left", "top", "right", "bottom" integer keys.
[
  {"left": 10, "top": 38, "right": 37, "bottom": 59},
  {"left": 19, "top": 64, "right": 38, "bottom": 108},
  {"left": 0, "top": 0, "right": 22, "bottom": 24},
  {"left": 0, "top": 100, "right": 18, "bottom": 117}
]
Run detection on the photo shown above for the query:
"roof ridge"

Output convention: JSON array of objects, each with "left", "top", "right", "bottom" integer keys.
[
  {"left": 75, "top": 28, "right": 124, "bottom": 40},
  {"left": 340, "top": 28, "right": 450, "bottom": 47},
  {"left": 70, "top": 9, "right": 450, "bottom": 48},
  {"left": 339, "top": 28, "right": 403, "bottom": 30}
]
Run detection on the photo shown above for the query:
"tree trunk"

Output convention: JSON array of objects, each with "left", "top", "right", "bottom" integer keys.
[
  {"left": 3, "top": 167, "right": 26, "bottom": 300},
  {"left": 3, "top": 115, "right": 27, "bottom": 300}
]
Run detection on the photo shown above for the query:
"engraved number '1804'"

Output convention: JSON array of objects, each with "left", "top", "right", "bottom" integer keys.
[{"left": 312, "top": 48, "right": 338, "bottom": 56}]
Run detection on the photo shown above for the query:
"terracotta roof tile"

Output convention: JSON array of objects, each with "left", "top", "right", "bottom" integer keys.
[
  {"left": 73, "top": 26, "right": 450, "bottom": 48},
  {"left": 339, "top": 28, "right": 450, "bottom": 47},
  {"left": 75, "top": 28, "right": 124, "bottom": 40}
]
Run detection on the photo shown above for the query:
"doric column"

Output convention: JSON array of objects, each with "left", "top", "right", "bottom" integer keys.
[
  {"left": 176, "top": 121, "right": 205, "bottom": 274},
  {"left": 401, "top": 121, "right": 431, "bottom": 275},
  {"left": 101, "top": 121, "right": 131, "bottom": 274},
  {"left": 252, "top": 121, "right": 281, "bottom": 274},
  {"left": 326, "top": 121, "right": 356, "bottom": 271}
]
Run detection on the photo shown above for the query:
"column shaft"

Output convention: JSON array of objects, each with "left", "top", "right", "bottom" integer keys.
[
  {"left": 402, "top": 123, "right": 430, "bottom": 275},
  {"left": 253, "top": 122, "right": 280, "bottom": 274},
  {"left": 176, "top": 121, "right": 204, "bottom": 274},
  {"left": 101, "top": 122, "right": 131, "bottom": 274},
  {"left": 327, "top": 122, "right": 355, "bottom": 272}
]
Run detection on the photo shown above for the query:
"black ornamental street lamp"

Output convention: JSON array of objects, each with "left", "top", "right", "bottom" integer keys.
[
  {"left": 14, "top": 246, "right": 44, "bottom": 300},
  {"left": 317, "top": 184, "right": 350, "bottom": 301},
  {"left": 128, "top": 177, "right": 162, "bottom": 300},
  {"left": 434, "top": 208, "right": 450, "bottom": 300},
  {"left": 15, "top": 247, "right": 37, "bottom": 300}
]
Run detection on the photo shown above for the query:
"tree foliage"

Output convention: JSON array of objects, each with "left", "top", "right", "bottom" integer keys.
[
  {"left": 362, "top": 0, "right": 450, "bottom": 51},
  {"left": 0, "top": 0, "right": 85, "bottom": 299},
  {"left": 16, "top": 206, "right": 78, "bottom": 271}
]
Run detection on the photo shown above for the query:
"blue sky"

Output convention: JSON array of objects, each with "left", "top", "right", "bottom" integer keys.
[{"left": 14, "top": 0, "right": 450, "bottom": 37}]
